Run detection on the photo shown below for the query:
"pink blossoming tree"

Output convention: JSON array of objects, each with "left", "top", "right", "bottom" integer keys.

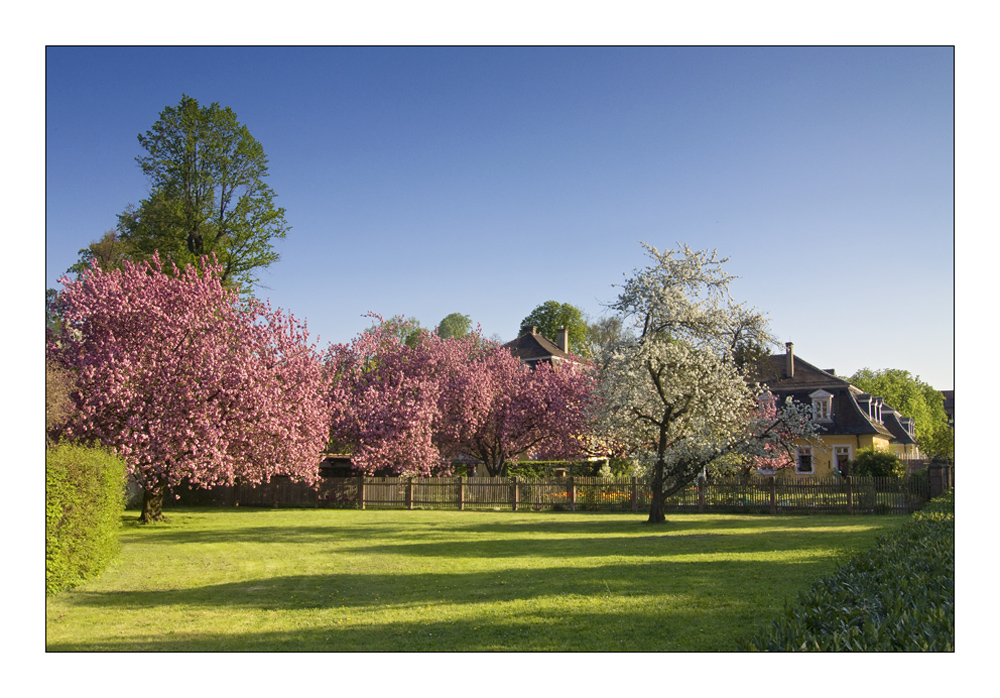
[
  {"left": 326, "top": 316, "right": 596, "bottom": 476},
  {"left": 437, "top": 345, "right": 597, "bottom": 476},
  {"left": 49, "top": 254, "right": 331, "bottom": 522}
]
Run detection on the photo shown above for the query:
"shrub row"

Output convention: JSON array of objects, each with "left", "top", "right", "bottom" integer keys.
[
  {"left": 46, "top": 442, "right": 127, "bottom": 595},
  {"left": 738, "top": 489, "right": 954, "bottom": 651}
]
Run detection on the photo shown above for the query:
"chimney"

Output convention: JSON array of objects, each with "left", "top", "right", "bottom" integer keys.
[
  {"left": 521, "top": 325, "right": 537, "bottom": 336},
  {"left": 556, "top": 327, "right": 569, "bottom": 353},
  {"left": 785, "top": 342, "right": 794, "bottom": 378}
]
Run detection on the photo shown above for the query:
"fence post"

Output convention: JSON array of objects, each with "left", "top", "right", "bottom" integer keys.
[
  {"left": 512, "top": 477, "right": 519, "bottom": 511},
  {"left": 458, "top": 476, "right": 465, "bottom": 511},
  {"left": 769, "top": 475, "right": 776, "bottom": 515},
  {"left": 697, "top": 475, "right": 705, "bottom": 513},
  {"left": 928, "top": 463, "right": 949, "bottom": 499},
  {"left": 846, "top": 476, "right": 853, "bottom": 515},
  {"left": 358, "top": 475, "right": 365, "bottom": 510},
  {"left": 407, "top": 478, "right": 414, "bottom": 510},
  {"left": 631, "top": 476, "right": 638, "bottom": 513},
  {"left": 569, "top": 477, "right": 576, "bottom": 512}
]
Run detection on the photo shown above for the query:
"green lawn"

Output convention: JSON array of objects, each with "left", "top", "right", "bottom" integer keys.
[{"left": 46, "top": 507, "right": 906, "bottom": 651}]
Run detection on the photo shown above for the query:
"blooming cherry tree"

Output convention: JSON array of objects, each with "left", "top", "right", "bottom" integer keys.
[
  {"left": 326, "top": 316, "right": 596, "bottom": 477},
  {"left": 592, "top": 243, "right": 821, "bottom": 523},
  {"left": 437, "top": 344, "right": 597, "bottom": 476},
  {"left": 326, "top": 317, "right": 451, "bottom": 476},
  {"left": 49, "top": 254, "right": 331, "bottom": 522}
]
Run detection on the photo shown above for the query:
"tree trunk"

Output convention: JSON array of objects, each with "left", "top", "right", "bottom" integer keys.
[
  {"left": 647, "top": 423, "right": 669, "bottom": 524},
  {"left": 139, "top": 484, "right": 165, "bottom": 523},
  {"left": 647, "top": 461, "right": 666, "bottom": 523}
]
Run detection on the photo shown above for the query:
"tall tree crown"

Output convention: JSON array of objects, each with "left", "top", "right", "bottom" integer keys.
[{"left": 116, "top": 95, "right": 289, "bottom": 290}]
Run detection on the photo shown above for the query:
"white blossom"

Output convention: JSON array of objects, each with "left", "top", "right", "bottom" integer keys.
[{"left": 592, "top": 243, "right": 821, "bottom": 521}]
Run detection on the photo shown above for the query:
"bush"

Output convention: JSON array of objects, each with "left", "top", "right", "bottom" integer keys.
[
  {"left": 738, "top": 490, "right": 954, "bottom": 651},
  {"left": 45, "top": 356, "right": 76, "bottom": 443},
  {"left": 506, "top": 461, "right": 602, "bottom": 478},
  {"left": 851, "top": 447, "right": 906, "bottom": 478},
  {"left": 47, "top": 442, "right": 127, "bottom": 595}
]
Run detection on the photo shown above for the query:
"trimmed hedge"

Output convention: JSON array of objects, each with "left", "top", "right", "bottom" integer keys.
[
  {"left": 738, "top": 490, "right": 954, "bottom": 651},
  {"left": 46, "top": 443, "right": 127, "bottom": 595}
]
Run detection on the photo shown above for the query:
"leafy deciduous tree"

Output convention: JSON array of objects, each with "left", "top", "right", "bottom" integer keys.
[
  {"left": 581, "top": 315, "right": 628, "bottom": 359},
  {"left": 115, "top": 95, "right": 289, "bottom": 289},
  {"left": 848, "top": 368, "right": 949, "bottom": 444},
  {"left": 67, "top": 230, "right": 135, "bottom": 278},
  {"left": 364, "top": 315, "right": 429, "bottom": 348},
  {"left": 49, "top": 254, "right": 330, "bottom": 523},
  {"left": 437, "top": 312, "right": 472, "bottom": 339}
]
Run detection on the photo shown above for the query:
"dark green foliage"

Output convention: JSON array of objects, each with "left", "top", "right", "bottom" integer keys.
[
  {"left": 852, "top": 447, "right": 907, "bottom": 478},
  {"left": 46, "top": 443, "right": 127, "bottom": 595},
  {"left": 738, "top": 490, "right": 954, "bottom": 651},
  {"left": 506, "top": 461, "right": 602, "bottom": 478},
  {"left": 115, "top": 95, "right": 289, "bottom": 290}
]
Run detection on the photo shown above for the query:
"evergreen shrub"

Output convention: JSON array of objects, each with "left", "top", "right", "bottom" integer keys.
[
  {"left": 738, "top": 490, "right": 954, "bottom": 651},
  {"left": 46, "top": 442, "right": 127, "bottom": 595}
]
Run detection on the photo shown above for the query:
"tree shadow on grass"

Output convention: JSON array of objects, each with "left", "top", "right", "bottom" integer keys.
[
  {"left": 46, "top": 557, "right": 835, "bottom": 652},
  {"left": 118, "top": 508, "right": 896, "bottom": 549},
  {"left": 46, "top": 606, "right": 743, "bottom": 652}
]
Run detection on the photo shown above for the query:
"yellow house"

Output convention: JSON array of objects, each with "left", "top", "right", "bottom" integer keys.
[{"left": 753, "top": 343, "right": 918, "bottom": 477}]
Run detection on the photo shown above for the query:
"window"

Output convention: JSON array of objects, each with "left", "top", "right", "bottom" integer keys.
[
  {"left": 834, "top": 445, "right": 852, "bottom": 475},
  {"left": 809, "top": 389, "right": 834, "bottom": 422},
  {"left": 796, "top": 447, "right": 814, "bottom": 474}
]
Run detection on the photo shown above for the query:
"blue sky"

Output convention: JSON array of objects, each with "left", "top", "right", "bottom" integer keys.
[{"left": 45, "top": 46, "right": 954, "bottom": 388}]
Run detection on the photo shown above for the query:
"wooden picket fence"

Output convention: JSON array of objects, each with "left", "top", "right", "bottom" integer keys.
[{"left": 170, "top": 472, "right": 938, "bottom": 515}]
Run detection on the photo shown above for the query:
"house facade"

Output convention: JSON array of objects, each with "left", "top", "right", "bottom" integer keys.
[{"left": 753, "top": 343, "right": 919, "bottom": 476}]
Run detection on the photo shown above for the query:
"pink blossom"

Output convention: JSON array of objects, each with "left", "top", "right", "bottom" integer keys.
[{"left": 49, "top": 253, "right": 332, "bottom": 508}]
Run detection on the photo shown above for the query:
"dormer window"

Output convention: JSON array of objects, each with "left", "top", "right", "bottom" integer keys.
[{"left": 809, "top": 389, "right": 834, "bottom": 422}]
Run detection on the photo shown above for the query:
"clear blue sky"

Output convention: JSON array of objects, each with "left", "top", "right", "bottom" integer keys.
[{"left": 45, "top": 46, "right": 954, "bottom": 389}]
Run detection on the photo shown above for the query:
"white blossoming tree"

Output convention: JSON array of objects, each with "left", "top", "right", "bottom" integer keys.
[{"left": 593, "top": 243, "right": 821, "bottom": 523}]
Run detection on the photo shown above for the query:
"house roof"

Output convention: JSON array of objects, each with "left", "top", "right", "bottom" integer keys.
[
  {"left": 881, "top": 407, "right": 918, "bottom": 445},
  {"left": 752, "top": 352, "right": 854, "bottom": 392},
  {"left": 752, "top": 347, "right": 894, "bottom": 439},
  {"left": 941, "top": 390, "right": 954, "bottom": 419},
  {"left": 502, "top": 327, "right": 578, "bottom": 364}
]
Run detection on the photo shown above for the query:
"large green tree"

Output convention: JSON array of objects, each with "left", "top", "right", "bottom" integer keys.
[
  {"left": 437, "top": 312, "right": 472, "bottom": 339},
  {"left": 115, "top": 95, "right": 289, "bottom": 289},
  {"left": 848, "top": 368, "right": 952, "bottom": 460},
  {"left": 519, "top": 301, "right": 589, "bottom": 357}
]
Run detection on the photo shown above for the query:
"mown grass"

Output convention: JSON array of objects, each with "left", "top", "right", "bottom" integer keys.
[{"left": 45, "top": 508, "right": 906, "bottom": 651}]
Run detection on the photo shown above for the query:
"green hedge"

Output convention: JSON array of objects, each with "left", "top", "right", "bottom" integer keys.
[
  {"left": 738, "top": 490, "right": 954, "bottom": 651},
  {"left": 46, "top": 443, "right": 127, "bottom": 595},
  {"left": 506, "top": 461, "right": 603, "bottom": 478}
]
